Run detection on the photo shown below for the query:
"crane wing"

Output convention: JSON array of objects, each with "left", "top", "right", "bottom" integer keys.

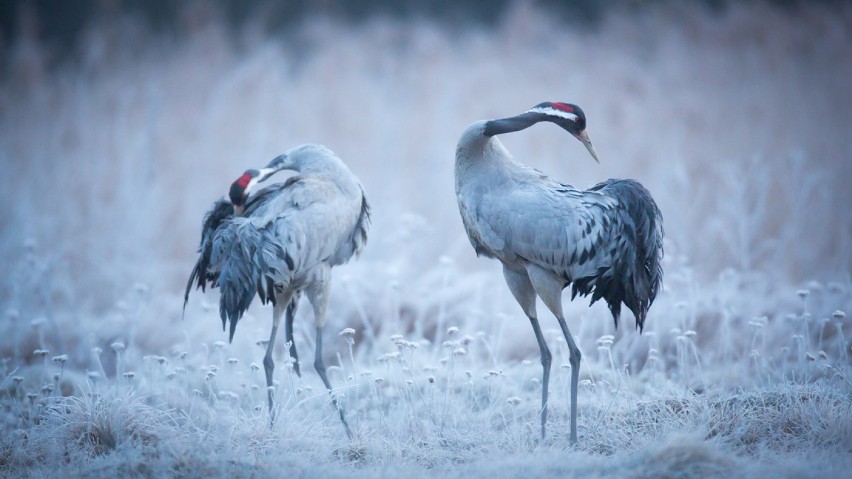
[
  {"left": 332, "top": 187, "right": 371, "bottom": 263},
  {"left": 245, "top": 177, "right": 365, "bottom": 268},
  {"left": 472, "top": 178, "right": 662, "bottom": 331},
  {"left": 473, "top": 181, "right": 617, "bottom": 279}
]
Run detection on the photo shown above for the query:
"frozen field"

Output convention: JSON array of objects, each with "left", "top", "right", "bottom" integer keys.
[{"left": 1, "top": 2, "right": 850, "bottom": 477}]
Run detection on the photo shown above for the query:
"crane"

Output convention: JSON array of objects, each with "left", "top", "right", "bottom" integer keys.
[
  {"left": 455, "top": 102, "right": 663, "bottom": 443},
  {"left": 184, "top": 144, "right": 370, "bottom": 438}
]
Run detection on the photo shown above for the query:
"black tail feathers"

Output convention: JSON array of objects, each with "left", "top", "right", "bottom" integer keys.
[{"left": 211, "top": 220, "right": 290, "bottom": 342}]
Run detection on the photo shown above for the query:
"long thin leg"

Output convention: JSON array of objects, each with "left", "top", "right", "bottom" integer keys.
[
  {"left": 526, "top": 264, "right": 581, "bottom": 444},
  {"left": 307, "top": 274, "right": 353, "bottom": 439},
  {"left": 555, "top": 316, "right": 581, "bottom": 444},
  {"left": 285, "top": 294, "right": 301, "bottom": 377},
  {"left": 529, "top": 316, "right": 552, "bottom": 440},
  {"left": 314, "top": 325, "right": 353, "bottom": 439},
  {"left": 264, "top": 292, "right": 292, "bottom": 423},
  {"left": 502, "top": 266, "right": 551, "bottom": 440}
]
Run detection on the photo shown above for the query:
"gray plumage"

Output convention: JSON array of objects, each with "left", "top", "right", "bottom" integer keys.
[
  {"left": 184, "top": 144, "right": 369, "bottom": 437},
  {"left": 455, "top": 102, "right": 663, "bottom": 443}
]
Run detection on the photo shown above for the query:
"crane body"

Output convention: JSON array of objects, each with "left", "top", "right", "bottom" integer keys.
[
  {"left": 455, "top": 103, "right": 663, "bottom": 443},
  {"left": 185, "top": 144, "right": 370, "bottom": 438}
]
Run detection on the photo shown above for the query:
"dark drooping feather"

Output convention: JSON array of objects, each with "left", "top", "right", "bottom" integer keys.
[
  {"left": 209, "top": 220, "right": 289, "bottom": 341},
  {"left": 183, "top": 189, "right": 292, "bottom": 341},
  {"left": 571, "top": 179, "right": 663, "bottom": 332},
  {"left": 183, "top": 199, "right": 233, "bottom": 319}
]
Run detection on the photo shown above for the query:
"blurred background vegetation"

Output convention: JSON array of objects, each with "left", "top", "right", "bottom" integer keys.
[
  {"left": 0, "top": 0, "right": 849, "bottom": 312},
  {"left": 1, "top": 0, "right": 845, "bottom": 65}
]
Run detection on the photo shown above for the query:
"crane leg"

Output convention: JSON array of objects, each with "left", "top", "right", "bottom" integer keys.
[
  {"left": 526, "top": 264, "right": 581, "bottom": 445},
  {"left": 306, "top": 276, "right": 353, "bottom": 439},
  {"left": 264, "top": 296, "right": 289, "bottom": 423},
  {"left": 314, "top": 325, "right": 353, "bottom": 439},
  {"left": 529, "top": 316, "right": 552, "bottom": 440},
  {"left": 503, "top": 266, "right": 550, "bottom": 440},
  {"left": 285, "top": 294, "right": 301, "bottom": 377},
  {"left": 556, "top": 316, "right": 581, "bottom": 445}
]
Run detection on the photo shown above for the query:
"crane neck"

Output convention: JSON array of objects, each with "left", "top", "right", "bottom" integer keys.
[
  {"left": 455, "top": 120, "right": 518, "bottom": 187},
  {"left": 455, "top": 112, "right": 548, "bottom": 170},
  {"left": 483, "top": 111, "right": 547, "bottom": 137},
  {"left": 261, "top": 144, "right": 362, "bottom": 199},
  {"left": 456, "top": 112, "right": 548, "bottom": 167}
]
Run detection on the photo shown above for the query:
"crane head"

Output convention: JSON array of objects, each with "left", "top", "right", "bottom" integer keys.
[
  {"left": 229, "top": 169, "right": 261, "bottom": 215},
  {"left": 527, "top": 102, "right": 599, "bottom": 163}
]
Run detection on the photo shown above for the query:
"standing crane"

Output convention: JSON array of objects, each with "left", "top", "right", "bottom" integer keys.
[
  {"left": 184, "top": 144, "right": 370, "bottom": 438},
  {"left": 455, "top": 102, "right": 663, "bottom": 443}
]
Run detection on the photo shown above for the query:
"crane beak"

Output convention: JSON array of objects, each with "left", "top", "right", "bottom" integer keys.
[
  {"left": 576, "top": 129, "right": 599, "bottom": 163},
  {"left": 256, "top": 167, "right": 275, "bottom": 183}
]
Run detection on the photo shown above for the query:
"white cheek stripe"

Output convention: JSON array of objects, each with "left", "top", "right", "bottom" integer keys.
[
  {"left": 245, "top": 177, "right": 260, "bottom": 195},
  {"left": 527, "top": 106, "right": 578, "bottom": 122}
]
